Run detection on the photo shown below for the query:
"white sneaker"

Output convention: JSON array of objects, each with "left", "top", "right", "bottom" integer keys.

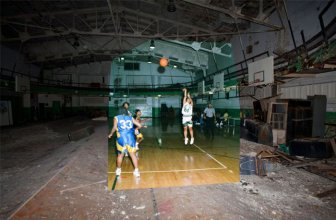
[
  {"left": 184, "top": 138, "right": 189, "bottom": 145},
  {"left": 190, "top": 138, "right": 194, "bottom": 145},
  {"left": 125, "top": 152, "right": 129, "bottom": 157},
  {"left": 116, "top": 168, "right": 121, "bottom": 176},
  {"left": 133, "top": 168, "right": 140, "bottom": 177}
]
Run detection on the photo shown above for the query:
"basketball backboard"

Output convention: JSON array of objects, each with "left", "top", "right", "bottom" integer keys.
[
  {"left": 248, "top": 56, "right": 274, "bottom": 86},
  {"left": 15, "top": 75, "right": 30, "bottom": 93},
  {"left": 213, "top": 72, "right": 224, "bottom": 91},
  {"left": 198, "top": 81, "right": 205, "bottom": 95}
]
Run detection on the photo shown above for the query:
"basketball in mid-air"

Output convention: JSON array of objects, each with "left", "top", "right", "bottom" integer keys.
[{"left": 159, "top": 58, "right": 169, "bottom": 67}]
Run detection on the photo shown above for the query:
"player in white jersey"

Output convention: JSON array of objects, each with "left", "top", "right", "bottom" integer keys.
[{"left": 181, "top": 88, "right": 194, "bottom": 145}]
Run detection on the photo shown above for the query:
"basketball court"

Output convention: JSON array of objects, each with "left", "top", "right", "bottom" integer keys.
[
  {"left": 108, "top": 119, "right": 240, "bottom": 190},
  {"left": 106, "top": 45, "right": 276, "bottom": 191}
]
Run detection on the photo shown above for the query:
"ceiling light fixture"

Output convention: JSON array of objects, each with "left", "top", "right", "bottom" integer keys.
[
  {"left": 167, "top": 0, "right": 176, "bottom": 12},
  {"left": 147, "top": 56, "right": 152, "bottom": 64},
  {"left": 173, "top": 65, "right": 177, "bottom": 68},
  {"left": 149, "top": 40, "right": 155, "bottom": 50},
  {"left": 73, "top": 36, "right": 80, "bottom": 48},
  {"left": 120, "top": 57, "right": 124, "bottom": 61}
]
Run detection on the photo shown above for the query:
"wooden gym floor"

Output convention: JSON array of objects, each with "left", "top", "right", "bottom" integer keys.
[{"left": 108, "top": 118, "right": 240, "bottom": 190}]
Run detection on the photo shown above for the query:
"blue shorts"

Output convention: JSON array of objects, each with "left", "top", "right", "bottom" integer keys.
[{"left": 116, "top": 131, "right": 136, "bottom": 154}]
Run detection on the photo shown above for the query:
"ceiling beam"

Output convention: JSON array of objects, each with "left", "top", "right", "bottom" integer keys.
[
  {"left": 0, "top": 25, "right": 281, "bottom": 43},
  {"left": 119, "top": 6, "right": 219, "bottom": 36},
  {"left": 3, "top": 7, "right": 211, "bottom": 36},
  {"left": 167, "top": 40, "right": 232, "bottom": 58},
  {"left": 3, "top": 5, "right": 222, "bottom": 36},
  {"left": 106, "top": 0, "right": 119, "bottom": 34},
  {"left": 2, "top": 6, "right": 110, "bottom": 19},
  {"left": 182, "top": 0, "right": 282, "bottom": 30}
]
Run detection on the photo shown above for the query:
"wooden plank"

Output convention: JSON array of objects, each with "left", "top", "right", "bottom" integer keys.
[
  {"left": 315, "top": 187, "right": 336, "bottom": 198},
  {"left": 267, "top": 102, "right": 273, "bottom": 124},
  {"left": 308, "top": 164, "right": 336, "bottom": 171},
  {"left": 274, "top": 150, "right": 293, "bottom": 163},
  {"left": 260, "top": 155, "right": 280, "bottom": 158},
  {"left": 281, "top": 73, "right": 317, "bottom": 78},
  {"left": 330, "top": 138, "right": 336, "bottom": 155},
  {"left": 276, "top": 149, "right": 304, "bottom": 161},
  {"left": 325, "top": 123, "right": 336, "bottom": 126},
  {"left": 326, "top": 171, "right": 336, "bottom": 176},
  {"left": 289, "top": 159, "right": 322, "bottom": 168}
]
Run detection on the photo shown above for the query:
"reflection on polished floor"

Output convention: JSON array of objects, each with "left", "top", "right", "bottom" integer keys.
[{"left": 108, "top": 118, "right": 240, "bottom": 190}]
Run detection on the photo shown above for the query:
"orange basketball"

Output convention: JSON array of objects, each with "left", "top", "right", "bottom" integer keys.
[{"left": 159, "top": 58, "right": 169, "bottom": 67}]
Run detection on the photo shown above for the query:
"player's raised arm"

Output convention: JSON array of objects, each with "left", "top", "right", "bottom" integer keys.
[
  {"left": 182, "top": 88, "right": 187, "bottom": 104},
  {"left": 188, "top": 92, "right": 193, "bottom": 106}
]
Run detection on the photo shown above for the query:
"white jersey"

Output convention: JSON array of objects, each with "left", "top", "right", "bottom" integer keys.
[{"left": 182, "top": 103, "right": 193, "bottom": 117}]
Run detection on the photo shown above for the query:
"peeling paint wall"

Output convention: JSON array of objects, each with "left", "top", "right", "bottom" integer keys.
[{"left": 280, "top": 71, "right": 336, "bottom": 112}]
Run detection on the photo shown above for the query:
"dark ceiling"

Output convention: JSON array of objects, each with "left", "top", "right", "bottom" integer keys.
[{"left": 1, "top": 0, "right": 281, "bottom": 69}]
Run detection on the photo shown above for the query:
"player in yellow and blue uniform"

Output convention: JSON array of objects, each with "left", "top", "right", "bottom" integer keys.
[
  {"left": 133, "top": 109, "right": 150, "bottom": 158},
  {"left": 115, "top": 114, "right": 137, "bottom": 154},
  {"left": 108, "top": 108, "right": 142, "bottom": 177}
]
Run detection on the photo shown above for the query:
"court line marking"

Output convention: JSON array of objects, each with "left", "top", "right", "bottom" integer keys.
[
  {"left": 60, "top": 180, "right": 106, "bottom": 194},
  {"left": 107, "top": 167, "right": 226, "bottom": 174},
  {"left": 8, "top": 156, "right": 76, "bottom": 220},
  {"left": 192, "top": 143, "right": 228, "bottom": 169}
]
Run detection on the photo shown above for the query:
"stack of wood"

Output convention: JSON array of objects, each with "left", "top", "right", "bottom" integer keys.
[{"left": 255, "top": 149, "right": 304, "bottom": 176}]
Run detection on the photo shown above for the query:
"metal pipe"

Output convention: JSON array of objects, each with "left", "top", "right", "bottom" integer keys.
[
  {"left": 210, "top": 42, "right": 219, "bottom": 72},
  {"left": 282, "top": 0, "right": 298, "bottom": 56},
  {"left": 168, "top": 40, "right": 232, "bottom": 57},
  {"left": 300, "top": 30, "right": 308, "bottom": 59},
  {"left": 182, "top": 0, "right": 282, "bottom": 30},
  {"left": 234, "top": 18, "right": 248, "bottom": 78},
  {"left": 274, "top": 0, "right": 285, "bottom": 28},
  {"left": 319, "top": 0, "right": 334, "bottom": 46}
]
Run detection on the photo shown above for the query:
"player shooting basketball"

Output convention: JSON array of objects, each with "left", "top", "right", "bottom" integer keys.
[{"left": 182, "top": 88, "right": 194, "bottom": 145}]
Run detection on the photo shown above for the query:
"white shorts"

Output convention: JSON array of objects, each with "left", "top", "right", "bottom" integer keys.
[{"left": 182, "top": 116, "right": 193, "bottom": 127}]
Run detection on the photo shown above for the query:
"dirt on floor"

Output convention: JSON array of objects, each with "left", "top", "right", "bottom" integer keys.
[
  {"left": 1, "top": 119, "right": 336, "bottom": 220},
  {"left": 0, "top": 117, "right": 97, "bottom": 219}
]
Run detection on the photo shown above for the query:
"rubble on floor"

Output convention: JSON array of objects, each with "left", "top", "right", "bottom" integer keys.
[{"left": 1, "top": 120, "right": 335, "bottom": 219}]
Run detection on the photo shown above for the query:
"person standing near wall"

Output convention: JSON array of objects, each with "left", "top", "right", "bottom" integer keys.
[
  {"left": 122, "top": 101, "right": 132, "bottom": 116},
  {"left": 108, "top": 108, "right": 142, "bottom": 177},
  {"left": 204, "top": 103, "right": 216, "bottom": 139},
  {"left": 182, "top": 88, "right": 194, "bottom": 145}
]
